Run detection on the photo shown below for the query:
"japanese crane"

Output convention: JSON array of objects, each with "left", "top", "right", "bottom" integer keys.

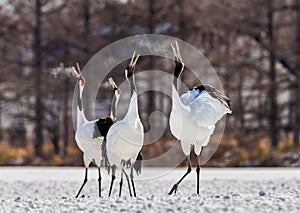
[
  {"left": 106, "top": 52, "right": 144, "bottom": 197},
  {"left": 71, "top": 64, "right": 120, "bottom": 198},
  {"left": 168, "top": 42, "right": 232, "bottom": 195}
]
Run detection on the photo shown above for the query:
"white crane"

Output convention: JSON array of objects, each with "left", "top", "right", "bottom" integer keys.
[
  {"left": 168, "top": 42, "right": 232, "bottom": 195},
  {"left": 71, "top": 64, "right": 121, "bottom": 198},
  {"left": 106, "top": 52, "right": 144, "bottom": 197}
]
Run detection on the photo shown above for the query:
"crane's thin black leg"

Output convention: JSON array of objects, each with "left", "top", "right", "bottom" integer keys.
[
  {"left": 196, "top": 155, "right": 201, "bottom": 195},
  {"left": 98, "top": 167, "right": 102, "bottom": 197},
  {"left": 130, "top": 166, "right": 136, "bottom": 197},
  {"left": 119, "top": 170, "right": 124, "bottom": 197},
  {"left": 122, "top": 168, "right": 132, "bottom": 197},
  {"left": 76, "top": 168, "right": 88, "bottom": 198},
  {"left": 108, "top": 166, "right": 116, "bottom": 197},
  {"left": 168, "top": 156, "right": 192, "bottom": 195}
]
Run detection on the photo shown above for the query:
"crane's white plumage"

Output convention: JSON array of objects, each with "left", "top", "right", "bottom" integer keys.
[
  {"left": 168, "top": 41, "right": 232, "bottom": 195},
  {"left": 71, "top": 65, "right": 120, "bottom": 198},
  {"left": 106, "top": 52, "right": 143, "bottom": 197},
  {"left": 170, "top": 86, "right": 232, "bottom": 155},
  {"left": 74, "top": 76, "right": 104, "bottom": 168},
  {"left": 106, "top": 91, "right": 143, "bottom": 167},
  {"left": 75, "top": 120, "right": 103, "bottom": 166}
]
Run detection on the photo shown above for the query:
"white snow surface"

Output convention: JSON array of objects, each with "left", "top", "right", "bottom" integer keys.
[{"left": 0, "top": 167, "right": 300, "bottom": 212}]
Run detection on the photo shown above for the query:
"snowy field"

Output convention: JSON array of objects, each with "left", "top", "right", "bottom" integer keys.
[{"left": 0, "top": 167, "right": 300, "bottom": 212}]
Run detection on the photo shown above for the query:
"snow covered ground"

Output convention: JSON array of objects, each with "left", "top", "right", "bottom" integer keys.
[{"left": 0, "top": 167, "right": 300, "bottom": 212}]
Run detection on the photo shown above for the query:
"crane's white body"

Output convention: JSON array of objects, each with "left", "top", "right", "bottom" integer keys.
[
  {"left": 170, "top": 85, "right": 232, "bottom": 155},
  {"left": 168, "top": 41, "right": 232, "bottom": 195},
  {"left": 71, "top": 67, "right": 120, "bottom": 198},
  {"left": 75, "top": 121, "right": 104, "bottom": 168},
  {"left": 106, "top": 91, "right": 144, "bottom": 167},
  {"left": 75, "top": 89, "right": 104, "bottom": 167}
]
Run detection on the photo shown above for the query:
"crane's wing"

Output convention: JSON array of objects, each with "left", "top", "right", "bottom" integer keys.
[
  {"left": 180, "top": 90, "right": 196, "bottom": 106},
  {"left": 180, "top": 90, "right": 231, "bottom": 128}
]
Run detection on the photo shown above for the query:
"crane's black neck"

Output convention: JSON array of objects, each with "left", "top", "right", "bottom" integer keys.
[
  {"left": 195, "top": 85, "right": 206, "bottom": 93},
  {"left": 173, "top": 63, "right": 183, "bottom": 90},
  {"left": 127, "top": 75, "right": 136, "bottom": 96}
]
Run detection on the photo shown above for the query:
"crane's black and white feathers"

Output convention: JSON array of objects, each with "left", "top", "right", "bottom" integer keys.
[
  {"left": 168, "top": 41, "right": 232, "bottom": 195},
  {"left": 171, "top": 42, "right": 184, "bottom": 80},
  {"left": 96, "top": 117, "right": 114, "bottom": 169},
  {"left": 177, "top": 85, "right": 232, "bottom": 148},
  {"left": 71, "top": 65, "right": 120, "bottom": 168},
  {"left": 180, "top": 85, "right": 232, "bottom": 126},
  {"left": 106, "top": 51, "right": 143, "bottom": 197},
  {"left": 170, "top": 41, "right": 232, "bottom": 155},
  {"left": 71, "top": 63, "right": 122, "bottom": 198},
  {"left": 133, "top": 151, "right": 143, "bottom": 175},
  {"left": 101, "top": 78, "right": 122, "bottom": 170},
  {"left": 95, "top": 117, "right": 114, "bottom": 138},
  {"left": 194, "top": 84, "right": 231, "bottom": 110}
]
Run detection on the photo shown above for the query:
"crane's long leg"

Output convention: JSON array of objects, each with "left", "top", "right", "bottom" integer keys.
[
  {"left": 130, "top": 166, "right": 136, "bottom": 197},
  {"left": 168, "top": 156, "right": 192, "bottom": 195},
  {"left": 108, "top": 166, "right": 116, "bottom": 197},
  {"left": 119, "top": 170, "right": 124, "bottom": 197},
  {"left": 122, "top": 168, "right": 132, "bottom": 197},
  {"left": 196, "top": 155, "right": 201, "bottom": 195},
  {"left": 76, "top": 168, "right": 88, "bottom": 198},
  {"left": 98, "top": 167, "right": 102, "bottom": 197}
]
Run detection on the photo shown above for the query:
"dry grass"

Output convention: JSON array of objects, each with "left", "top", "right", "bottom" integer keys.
[
  {"left": 0, "top": 134, "right": 299, "bottom": 167},
  {"left": 0, "top": 142, "right": 82, "bottom": 166}
]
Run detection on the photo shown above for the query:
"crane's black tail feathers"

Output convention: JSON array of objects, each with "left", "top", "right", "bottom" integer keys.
[
  {"left": 133, "top": 151, "right": 143, "bottom": 175},
  {"left": 119, "top": 152, "right": 143, "bottom": 175},
  {"left": 194, "top": 84, "right": 231, "bottom": 111},
  {"left": 97, "top": 117, "right": 114, "bottom": 174},
  {"left": 96, "top": 117, "right": 114, "bottom": 137},
  {"left": 101, "top": 137, "right": 111, "bottom": 174}
]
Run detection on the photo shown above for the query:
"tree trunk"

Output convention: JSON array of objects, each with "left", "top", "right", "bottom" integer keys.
[
  {"left": 34, "top": 0, "right": 44, "bottom": 157},
  {"left": 83, "top": 0, "right": 90, "bottom": 62},
  {"left": 267, "top": 0, "right": 278, "bottom": 147},
  {"left": 177, "top": 0, "right": 186, "bottom": 89},
  {"left": 0, "top": 97, "right": 2, "bottom": 140},
  {"left": 62, "top": 43, "right": 70, "bottom": 156},
  {"left": 294, "top": 83, "right": 300, "bottom": 147},
  {"left": 294, "top": 0, "right": 300, "bottom": 146},
  {"left": 63, "top": 77, "right": 70, "bottom": 156},
  {"left": 238, "top": 71, "right": 245, "bottom": 131},
  {"left": 146, "top": 0, "right": 155, "bottom": 132}
]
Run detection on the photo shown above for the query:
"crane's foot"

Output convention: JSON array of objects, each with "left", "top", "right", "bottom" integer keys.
[{"left": 168, "top": 184, "right": 178, "bottom": 195}]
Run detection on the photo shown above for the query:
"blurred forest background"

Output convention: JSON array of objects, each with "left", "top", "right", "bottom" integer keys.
[{"left": 0, "top": 0, "right": 300, "bottom": 167}]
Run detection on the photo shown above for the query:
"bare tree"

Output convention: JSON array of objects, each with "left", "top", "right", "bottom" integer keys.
[
  {"left": 267, "top": 0, "right": 279, "bottom": 146},
  {"left": 294, "top": 0, "right": 300, "bottom": 146},
  {"left": 33, "top": 0, "right": 44, "bottom": 157}
]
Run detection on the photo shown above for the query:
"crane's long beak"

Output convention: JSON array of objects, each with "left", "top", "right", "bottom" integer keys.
[
  {"left": 72, "top": 66, "right": 81, "bottom": 79},
  {"left": 76, "top": 63, "right": 82, "bottom": 74},
  {"left": 132, "top": 54, "right": 140, "bottom": 67},
  {"left": 171, "top": 41, "right": 182, "bottom": 62},
  {"left": 129, "top": 51, "right": 140, "bottom": 67},
  {"left": 108, "top": 77, "right": 118, "bottom": 89},
  {"left": 171, "top": 43, "right": 176, "bottom": 57},
  {"left": 130, "top": 51, "right": 136, "bottom": 66}
]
